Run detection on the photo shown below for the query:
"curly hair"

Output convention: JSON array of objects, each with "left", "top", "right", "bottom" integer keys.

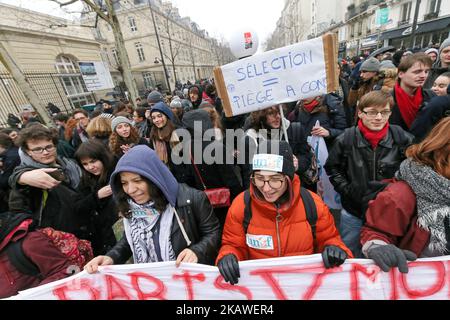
[
  {"left": 17, "top": 124, "right": 58, "bottom": 150},
  {"left": 406, "top": 117, "right": 450, "bottom": 178},
  {"left": 250, "top": 106, "right": 280, "bottom": 130},
  {"left": 109, "top": 126, "right": 140, "bottom": 157},
  {"left": 115, "top": 176, "right": 168, "bottom": 217}
]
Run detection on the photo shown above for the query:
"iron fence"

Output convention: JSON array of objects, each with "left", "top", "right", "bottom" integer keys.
[{"left": 0, "top": 71, "right": 75, "bottom": 127}]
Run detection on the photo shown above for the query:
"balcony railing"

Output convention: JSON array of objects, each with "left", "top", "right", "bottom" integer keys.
[
  {"left": 424, "top": 12, "right": 439, "bottom": 20},
  {"left": 369, "top": 0, "right": 384, "bottom": 5},
  {"left": 398, "top": 20, "right": 410, "bottom": 27},
  {"left": 359, "top": 1, "right": 369, "bottom": 13}
]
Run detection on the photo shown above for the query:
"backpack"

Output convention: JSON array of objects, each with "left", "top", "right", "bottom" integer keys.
[
  {"left": 243, "top": 187, "right": 318, "bottom": 240},
  {"left": 6, "top": 227, "right": 94, "bottom": 279}
]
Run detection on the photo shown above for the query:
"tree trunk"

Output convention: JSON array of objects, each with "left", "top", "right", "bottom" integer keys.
[
  {"left": 104, "top": 0, "right": 139, "bottom": 106},
  {"left": 0, "top": 40, "right": 52, "bottom": 125}
]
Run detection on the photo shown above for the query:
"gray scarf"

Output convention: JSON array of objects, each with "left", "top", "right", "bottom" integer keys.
[
  {"left": 126, "top": 199, "right": 176, "bottom": 263},
  {"left": 396, "top": 159, "right": 450, "bottom": 254}
]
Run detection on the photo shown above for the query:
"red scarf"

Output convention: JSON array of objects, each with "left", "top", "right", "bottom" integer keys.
[
  {"left": 358, "top": 120, "right": 389, "bottom": 149},
  {"left": 394, "top": 82, "right": 423, "bottom": 128},
  {"left": 302, "top": 99, "right": 320, "bottom": 113}
]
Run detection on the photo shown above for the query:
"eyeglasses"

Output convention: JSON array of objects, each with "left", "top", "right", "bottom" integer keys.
[
  {"left": 29, "top": 144, "right": 55, "bottom": 154},
  {"left": 361, "top": 110, "right": 392, "bottom": 118},
  {"left": 251, "top": 175, "right": 285, "bottom": 189}
]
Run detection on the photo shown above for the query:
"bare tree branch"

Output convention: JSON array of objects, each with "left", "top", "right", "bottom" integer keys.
[
  {"left": 81, "top": 0, "right": 111, "bottom": 23},
  {"left": 49, "top": 0, "right": 79, "bottom": 5}
]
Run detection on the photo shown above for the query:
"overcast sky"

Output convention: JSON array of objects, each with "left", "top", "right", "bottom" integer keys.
[{"left": 0, "top": 0, "right": 284, "bottom": 49}]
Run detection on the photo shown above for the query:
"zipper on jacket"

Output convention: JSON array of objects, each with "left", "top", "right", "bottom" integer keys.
[
  {"left": 275, "top": 205, "right": 282, "bottom": 257},
  {"left": 372, "top": 148, "right": 377, "bottom": 180}
]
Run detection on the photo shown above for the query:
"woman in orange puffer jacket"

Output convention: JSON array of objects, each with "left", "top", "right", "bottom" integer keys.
[{"left": 216, "top": 140, "right": 352, "bottom": 285}]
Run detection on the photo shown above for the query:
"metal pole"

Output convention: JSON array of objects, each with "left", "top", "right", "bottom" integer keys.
[
  {"left": 279, "top": 105, "right": 289, "bottom": 143},
  {"left": 410, "top": 0, "right": 421, "bottom": 49},
  {"left": 147, "top": 0, "right": 172, "bottom": 93}
]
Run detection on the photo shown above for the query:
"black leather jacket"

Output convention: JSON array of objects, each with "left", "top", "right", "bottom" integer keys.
[
  {"left": 106, "top": 183, "right": 220, "bottom": 265},
  {"left": 324, "top": 126, "right": 414, "bottom": 218}
]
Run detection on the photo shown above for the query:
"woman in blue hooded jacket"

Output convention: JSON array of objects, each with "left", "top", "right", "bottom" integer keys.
[{"left": 84, "top": 145, "right": 220, "bottom": 273}]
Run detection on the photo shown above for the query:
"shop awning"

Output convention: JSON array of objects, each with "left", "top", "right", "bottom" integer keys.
[{"left": 380, "top": 17, "right": 450, "bottom": 40}]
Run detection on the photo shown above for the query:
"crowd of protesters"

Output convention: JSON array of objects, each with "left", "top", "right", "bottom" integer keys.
[{"left": 0, "top": 38, "right": 449, "bottom": 297}]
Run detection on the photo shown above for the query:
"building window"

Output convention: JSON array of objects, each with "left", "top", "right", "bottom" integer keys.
[
  {"left": 135, "top": 42, "right": 146, "bottom": 62},
  {"left": 401, "top": 2, "right": 412, "bottom": 22},
  {"left": 54, "top": 55, "right": 94, "bottom": 109},
  {"left": 128, "top": 16, "right": 137, "bottom": 32},
  {"left": 428, "top": 0, "right": 437, "bottom": 13},
  {"left": 143, "top": 72, "right": 154, "bottom": 89}
]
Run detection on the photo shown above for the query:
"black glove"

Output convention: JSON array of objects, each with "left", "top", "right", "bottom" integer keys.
[
  {"left": 367, "top": 244, "right": 417, "bottom": 273},
  {"left": 217, "top": 254, "right": 240, "bottom": 285},
  {"left": 322, "top": 245, "right": 348, "bottom": 268}
]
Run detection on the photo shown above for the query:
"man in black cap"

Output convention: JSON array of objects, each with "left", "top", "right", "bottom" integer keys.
[{"left": 216, "top": 140, "right": 351, "bottom": 285}]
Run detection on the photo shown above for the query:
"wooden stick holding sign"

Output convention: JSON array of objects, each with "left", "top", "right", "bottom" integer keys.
[{"left": 214, "top": 33, "right": 339, "bottom": 117}]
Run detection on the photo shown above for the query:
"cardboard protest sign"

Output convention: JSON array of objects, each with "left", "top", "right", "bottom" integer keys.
[
  {"left": 214, "top": 34, "right": 339, "bottom": 117},
  {"left": 8, "top": 254, "right": 450, "bottom": 300}
]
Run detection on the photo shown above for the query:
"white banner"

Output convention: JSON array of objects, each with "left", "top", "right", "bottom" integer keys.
[
  {"left": 78, "top": 61, "right": 115, "bottom": 91},
  {"left": 8, "top": 254, "right": 450, "bottom": 300},
  {"left": 215, "top": 35, "right": 338, "bottom": 117},
  {"left": 308, "top": 121, "right": 342, "bottom": 210}
]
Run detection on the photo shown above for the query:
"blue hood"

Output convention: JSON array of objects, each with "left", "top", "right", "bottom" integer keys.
[{"left": 110, "top": 145, "right": 179, "bottom": 206}]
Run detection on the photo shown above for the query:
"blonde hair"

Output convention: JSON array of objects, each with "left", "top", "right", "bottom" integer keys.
[{"left": 86, "top": 116, "right": 112, "bottom": 138}]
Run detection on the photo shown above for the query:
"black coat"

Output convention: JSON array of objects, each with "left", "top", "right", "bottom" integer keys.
[
  {"left": 106, "top": 183, "right": 221, "bottom": 265},
  {"left": 8, "top": 182, "right": 90, "bottom": 240},
  {"left": 409, "top": 94, "right": 450, "bottom": 142},
  {"left": 0, "top": 147, "right": 20, "bottom": 212},
  {"left": 0, "top": 147, "right": 20, "bottom": 191},
  {"left": 324, "top": 126, "right": 414, "bottom": 218},
  {"left": 76, "top": 181, "right": 118, "bottom": 255},
  {"left": 8, "top": 158, "right": 87, "bottom": 239},
  {"left": 295, "top": 94, "right": 348, "bottom": 145}
]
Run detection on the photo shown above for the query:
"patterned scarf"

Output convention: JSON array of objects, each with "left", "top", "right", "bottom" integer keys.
[
  {"left": 127, "top": 199, "right": 175, "bottom": 263},
  {"left": 396, "top": 159, "right": 450, "bottom": 254}
]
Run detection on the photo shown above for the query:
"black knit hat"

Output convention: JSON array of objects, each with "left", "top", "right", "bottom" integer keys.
[{"left": 252, "top": 140, "right": 295, "bottom": 180}]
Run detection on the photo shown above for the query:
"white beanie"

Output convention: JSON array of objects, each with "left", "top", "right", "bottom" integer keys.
[{"left": 425, "top": 48, "right": 439, "bottom": 56}]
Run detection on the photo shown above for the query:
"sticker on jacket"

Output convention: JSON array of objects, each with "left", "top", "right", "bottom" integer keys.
[{"left": 246, "top": 234, "right": 274, "bottom": 250}]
